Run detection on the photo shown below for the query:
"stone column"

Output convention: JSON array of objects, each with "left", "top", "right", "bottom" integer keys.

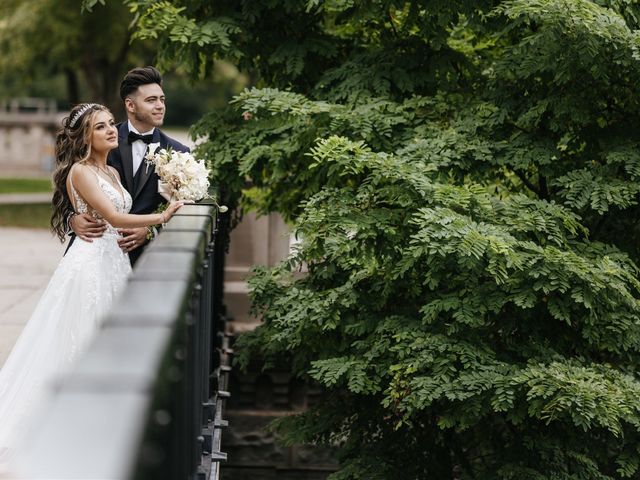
[{"left": 222, "top": 212, "right": 338, "bottom": 479}]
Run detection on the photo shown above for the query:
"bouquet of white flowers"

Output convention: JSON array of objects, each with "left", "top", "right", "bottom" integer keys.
[{"left": 145, "top": 148, "right": 211, "bottom": 202}]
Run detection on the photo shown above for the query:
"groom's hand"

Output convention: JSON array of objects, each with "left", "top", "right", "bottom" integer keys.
[
  {"left": 118, "top": 227, "right": 148, "bottom": 253},
  {"left": 71, "top": 213, "right": 107, "bottom": 242}
]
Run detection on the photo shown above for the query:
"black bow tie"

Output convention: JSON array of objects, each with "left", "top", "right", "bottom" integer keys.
[{"left": 127, "top": 131, "right": 154, "bottom": 144}]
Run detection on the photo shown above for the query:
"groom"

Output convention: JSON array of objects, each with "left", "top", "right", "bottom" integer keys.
[{"left": 71, "top": 66, "right": 189, "bottom": 265}]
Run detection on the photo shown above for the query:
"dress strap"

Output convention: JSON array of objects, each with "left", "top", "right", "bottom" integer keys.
[
  {"left": 67, "top": 165, "right": 89, "bottom": 214},
  {"left": 68, "top": 167, "right": 79, "bottom": 212}
]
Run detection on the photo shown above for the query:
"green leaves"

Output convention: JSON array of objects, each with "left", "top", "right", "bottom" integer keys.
[
  {"left": 127, "top": 0, "right": 640, "bottom": 477},
  {"left": 495, "top": 359, "right": 640, "bottom": 462},
  {"left": 310, "top": 356, "right": 381, "bottom": 394},
  {"left": 239, "top": 129, "right": 640, "bottom": 476},
  {"left": 554, "top": 167, "right": 640, "bottom": 214}
]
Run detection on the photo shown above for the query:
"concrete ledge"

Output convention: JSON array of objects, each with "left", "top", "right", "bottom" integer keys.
[{"left": 0, "top": 193, "right": 52, "bottom": 204}]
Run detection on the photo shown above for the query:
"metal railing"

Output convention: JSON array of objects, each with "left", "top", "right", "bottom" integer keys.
[{"left": 10, "top": 203, "right": 230, "bottom": 480}]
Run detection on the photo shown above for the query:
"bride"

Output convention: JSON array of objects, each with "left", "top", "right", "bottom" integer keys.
[{"left": 0, "top": 103, "right": 183, "bottom": 465}]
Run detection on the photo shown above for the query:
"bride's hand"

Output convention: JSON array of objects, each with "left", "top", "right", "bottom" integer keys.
[{"left": 161, "top": 200, "right": 185, "bottom": 223}]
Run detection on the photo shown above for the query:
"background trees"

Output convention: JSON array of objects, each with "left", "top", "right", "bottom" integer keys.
[
  {"left": 0, "top": 0, "right": 142, "bottom": 113},
  {"left": 96, "top": 1, "right": 640, "bottom": 478},
  {"left": 0, "top": 0, "right": 242, "bottom": 124}
]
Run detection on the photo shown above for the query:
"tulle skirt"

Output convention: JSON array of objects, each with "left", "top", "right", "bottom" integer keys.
[{"left": 0, "top": 232, "right": 131, "bottom": 467}]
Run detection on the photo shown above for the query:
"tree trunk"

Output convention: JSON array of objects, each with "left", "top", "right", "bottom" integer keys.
[
  {"left": 103, "top": 33, "right": 131, "bottom": 120},
  {"left": 64, "top": 68, "right": 80, "bottom": 106}
]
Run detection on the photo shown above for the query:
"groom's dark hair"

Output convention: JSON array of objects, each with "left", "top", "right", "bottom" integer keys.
[{"left": 120, "top": 66, "right": 163, "bottom": 101}]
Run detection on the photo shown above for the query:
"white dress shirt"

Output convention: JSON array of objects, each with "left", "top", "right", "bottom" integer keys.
[{"left": 128, "top": 120, "right": 156, "bottom": 176}]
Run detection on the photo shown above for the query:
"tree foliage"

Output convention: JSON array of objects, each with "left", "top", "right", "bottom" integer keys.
[
  {"left": 0, "top": 0, "right": 148, "bottom": 111},
  {"left": 108, "top": 0, "right": 640, "bottom": 477}
]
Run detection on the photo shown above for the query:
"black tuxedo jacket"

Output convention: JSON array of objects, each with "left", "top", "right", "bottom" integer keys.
[{"left": 109, "top": 122, "right": 190, "bottom": 264}]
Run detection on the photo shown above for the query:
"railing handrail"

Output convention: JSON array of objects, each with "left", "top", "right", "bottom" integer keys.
[{"left": 8, "top": 203, "right": 229, "bottom": 480}]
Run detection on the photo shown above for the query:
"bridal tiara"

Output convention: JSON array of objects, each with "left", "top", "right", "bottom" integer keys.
[{"left": 68, "top": 103, "right": 99, "bottom": 128}]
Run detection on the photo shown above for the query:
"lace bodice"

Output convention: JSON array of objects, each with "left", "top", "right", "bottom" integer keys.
[{"left": 69, "top": 167, "right": 132, "bottom": 235}]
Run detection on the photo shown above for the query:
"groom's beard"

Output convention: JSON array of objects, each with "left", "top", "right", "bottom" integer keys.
[{"left": 133, "top": 110, "right": 164, "bottom": 128}]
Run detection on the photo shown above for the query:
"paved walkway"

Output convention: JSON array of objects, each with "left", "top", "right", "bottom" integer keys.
[{"left": 0, "top": 227, "right": 65, "bottom": 366}]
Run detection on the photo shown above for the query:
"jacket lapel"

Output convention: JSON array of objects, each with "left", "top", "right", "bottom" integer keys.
[{"left": 119, "top": 124, "right": 135, "bottom": 194}]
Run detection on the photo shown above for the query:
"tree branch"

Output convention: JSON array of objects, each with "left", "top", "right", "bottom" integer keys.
[
  {"left": 538, "top": 173, "right": 549, "bottom": 200},
  {"left": 387, "top": 8, "right": 399, "bottom": 38},
  {"left": 512, "top": 168, "right": 540, "bottom": 196}
]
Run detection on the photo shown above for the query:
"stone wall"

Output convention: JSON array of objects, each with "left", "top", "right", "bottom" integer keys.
[
  {"left": 0, "top": 98, "right": 62, "bottom": 177},
  {"left": 0, "top": 125, "right": 56, "bottom": 176},
  {"left": 222, "top": 212, "right": 339, "bottom": 479}
]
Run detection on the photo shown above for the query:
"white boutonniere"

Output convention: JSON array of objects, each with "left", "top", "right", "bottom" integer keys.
[{"left": 145, "top": 143, "right": 161, "bottom": 174}]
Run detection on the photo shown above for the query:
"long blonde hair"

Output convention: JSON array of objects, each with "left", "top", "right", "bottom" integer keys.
[{"left": 50, "top": 103, "right": 110, "bottom": 242}]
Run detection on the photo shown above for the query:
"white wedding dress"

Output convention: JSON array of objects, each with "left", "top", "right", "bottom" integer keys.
[{"left": 0, "top": 168, "right": 133, "bottom": 467}]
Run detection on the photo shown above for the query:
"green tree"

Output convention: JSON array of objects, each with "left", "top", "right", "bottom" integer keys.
[
  {"left": 105, "top": 0, "right": 640, "bottom": 477},
  {"left": 0, "top": 0, "right": 149, "bottom": 112}
]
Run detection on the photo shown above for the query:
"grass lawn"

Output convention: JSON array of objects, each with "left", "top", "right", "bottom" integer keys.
[
  {"left": 0, "top": 203, "right": 51, "bottom": 229},
  {"left": 0, "top": 178, "right": 52, "bottom": 194}
]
